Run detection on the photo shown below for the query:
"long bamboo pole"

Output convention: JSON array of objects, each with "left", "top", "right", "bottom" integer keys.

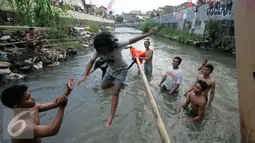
[
  {"left": 135, "top": 57, "right": 171, "bottom": 143},
  {"left": 234, "top": 0, "right": 255, "bottom": 142}
]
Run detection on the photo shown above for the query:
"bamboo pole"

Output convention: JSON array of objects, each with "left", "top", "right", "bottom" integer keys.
[
  {"left": 135, "top": 57, "right": 171, "bottom": 143},
  {"left": 234, "top": 0, "right": 255, "bottom": 142}
]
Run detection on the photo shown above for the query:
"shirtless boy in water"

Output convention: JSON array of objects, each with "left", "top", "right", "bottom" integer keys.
[
  {"left": 184, "top": 64, "right": 216, "bottom": 106},
  {"left": 1, "top": 78, "right": 74, "bottom": 143},
  {"left": 181, "top": 80, "right": 208, "bottom": 121},
  {"left": 139, "top": 40, "right": 153, "bottom": 76}
]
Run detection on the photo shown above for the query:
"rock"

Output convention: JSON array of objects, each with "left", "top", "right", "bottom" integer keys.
[
  {"left": 33, "top": 61, "right": 43, "bottom": 70},
  {"left": 84, "top": 34, "right": 91, "bottom": 38},
  {"left": 83, "top": 44, "right": 90, "bottom": 48},
  {"left": 12, "top": 61, "right": 32, "bottom": 72},
  {"left": 80, "top": 30, "right": 91, "bottom": 36},
  {"left": 1, "top": 30, "right": 13, "bottom": 36},
  {"left": 173, "top": 37, "right": 179, "bottom": 40},
  {"left": 0, "top": 61, "right": 11, "bottom": 68},
  {"left": 47, "top": 61, "right": 60, "bottom": 67},
  {"left": 66, "top": 48, "right": 77, "bottom": 56},
  {"left": 0, "top": 35, "right": 11, "bottom": 41},
  {"left": 4, "top": 72, "right": 27, "bottom": 80},
  {"left": 20, "top": 65, "right": 32, "bottom": 71},
  {"left": 40, "top": 56, "right": 52, "bottom": 65},
  {"left": 24, "top": 58, "right": 33, "bottom": 64},
  {"left": 185, "top": 40, "right": 193, "bottom": 44}
]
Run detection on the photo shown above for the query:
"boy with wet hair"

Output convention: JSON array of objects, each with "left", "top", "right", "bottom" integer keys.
[
  {"left": 185, "top": 64, "right": 216, "bottom": 106},
  {"left": 78, "top": 27, "right": 158, "bottom": 127},
  {"left": 1, "top": 78, "right": 74, "bottom": 143},
  {"left": 181, "top": 80, "right": 208, "bottom": 121}
]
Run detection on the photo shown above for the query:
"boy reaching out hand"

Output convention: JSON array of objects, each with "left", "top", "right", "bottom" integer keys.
[{"left": 1, "top": 78, "right": 74, "bottom": 143}]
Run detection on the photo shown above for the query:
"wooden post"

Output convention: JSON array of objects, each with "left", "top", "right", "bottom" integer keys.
[
  {"left": 234, "top": 0, "right": 255, "bottom": 142},
  {"left": 135, "top": 57, "right": 171, "bottom": 143}
]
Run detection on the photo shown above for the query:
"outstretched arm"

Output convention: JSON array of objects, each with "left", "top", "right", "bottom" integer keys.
[
  {"left": 38, "top": 78, "right": 74, "bottom": 112},
  {"left": 34, "top": 97, "right": 68, "bottom": 138},
  {"left": 88, "top": 68, "right": 96, "bottom": 75},
  {"left": 77, "top": 58, "right": 96, "bottom": 86},
  {"left": 128, "top": 27, "right": 158, "bottom": 44}
]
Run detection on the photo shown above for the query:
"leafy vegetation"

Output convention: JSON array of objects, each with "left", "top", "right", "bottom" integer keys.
[
  {"left": 7, "top": 0, "right": 72, "bottom": 39},
  {"left": 116, "top": 16, "right": 124, "bottom": 23},
  {"left": 138, "top": 20, "right": 203, "bottom": 42},
  {"left": 87, "top": 24, "right": 100, "bottom": 32}
]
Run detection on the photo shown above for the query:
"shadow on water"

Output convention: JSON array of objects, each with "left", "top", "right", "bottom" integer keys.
[{"left": 0, "top": 27, "right": 240, "bottom": 143}]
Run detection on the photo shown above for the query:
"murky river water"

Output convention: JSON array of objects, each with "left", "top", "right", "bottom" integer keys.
[{"left": 0, "top": 27, "right": 240, "bottom": 143}]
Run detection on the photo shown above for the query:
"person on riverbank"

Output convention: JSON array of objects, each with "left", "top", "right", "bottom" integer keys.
[
  {"left": 88, "top": 57, "right": 108, "bottom": 79},
  {"left": 181, "top": 80, "right": 208, "bottom": 121},
  {"left": 0, "top": 78, "right": 74, "bottom": 143},
  {"left": 184, "top": 64, "right": 216, "bottom": 106},
  {"left": 159, "top": 57, "right": 183, "bottom": 96},
  {"left": 25, "top": 28, "right": 42, "bottom": 53},
  {"left": 198, "top": 59, "right": 208, "bottom": 75},
  {"left": 138, "top": 40, "right": 153, "bottom": 77},
  {"left": 77, "top": 27, "right": 158, "bottom": 128}
]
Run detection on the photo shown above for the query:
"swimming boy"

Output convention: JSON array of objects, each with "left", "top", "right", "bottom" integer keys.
[
  {"left": 181, "top": 80, "right": 208, "bottom": 121},
  {"left": 184, "top": 64, "right": 216, "bottom": 106},
  {"left": 77, "top": 27, "right": 158, "bottom": 127},
  {"left": 1, "top": 78, "right": 74, "bottom": 143}
]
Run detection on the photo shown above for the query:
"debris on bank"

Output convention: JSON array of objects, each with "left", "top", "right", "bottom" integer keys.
[{"left": 0, "top": 27, "right": 95, "bottom": 82}]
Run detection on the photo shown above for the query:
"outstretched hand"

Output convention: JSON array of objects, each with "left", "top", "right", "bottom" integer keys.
[
  {"left": 77, "top": 76, "right": 86, "bottom": 86},
  {"left": 58, "top": 95, "right": 68, "bottom": 108},
  {"left": 148, "top": 27, "right": 158, "bottom": 34},
  {"left": 67, "top": 77, "right": 75, "bottom": 92}
]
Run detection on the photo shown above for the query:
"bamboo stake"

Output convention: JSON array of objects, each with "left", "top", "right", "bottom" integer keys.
[{"left": 135, "top": 57, "right": 171, "bottom": 143}]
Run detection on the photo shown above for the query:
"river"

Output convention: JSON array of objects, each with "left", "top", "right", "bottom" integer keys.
[{"left": 0, "top": 27, "right": 240, "bottom": 143}]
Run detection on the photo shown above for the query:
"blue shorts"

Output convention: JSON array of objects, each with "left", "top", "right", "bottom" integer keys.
[{"left": 102, "top": 69, "right": 128, "bottom": 85}]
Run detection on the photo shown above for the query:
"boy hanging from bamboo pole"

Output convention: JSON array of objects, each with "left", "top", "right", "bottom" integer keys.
[{"left": 77, "top": 27, "right": 158, "bottom": 127}]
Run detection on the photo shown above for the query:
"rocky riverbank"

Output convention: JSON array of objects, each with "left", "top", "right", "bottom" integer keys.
[{"left": 0, "top": 27, "right": 96, "bottom": 82}]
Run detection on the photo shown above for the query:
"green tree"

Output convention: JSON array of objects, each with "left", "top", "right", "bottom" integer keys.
[
  {"left": 116, "top": 16, "right": 124, "bottom": 23},
  {"left": 149, "top": 12, "right": 156, "bottom": 18}
]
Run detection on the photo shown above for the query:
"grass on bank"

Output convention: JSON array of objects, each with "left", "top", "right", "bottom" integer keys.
[
  {"left": 51, "top": 42, "right": 84, "bottom": 51},
  {"left": 86, "top": 24, "right": 100, "bottom": 33},
  {"left": 138, "top": 20, "right": 204, "bottom": 42}
]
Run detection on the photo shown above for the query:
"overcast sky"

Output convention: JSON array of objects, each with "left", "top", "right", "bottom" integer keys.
[{"left": 88, "top": 0, "right": 197, "bottom": 14}]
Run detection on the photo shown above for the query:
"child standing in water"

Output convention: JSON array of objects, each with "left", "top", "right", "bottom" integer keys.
[
  {"left": 181, "top": 80, "right": 208, "bottom": 121},
  {"left": 77, "top": 27, "right": 158, "bottom": 127},
  {"left": 1, "top": 78, "right": 74, "bottom": 143}
]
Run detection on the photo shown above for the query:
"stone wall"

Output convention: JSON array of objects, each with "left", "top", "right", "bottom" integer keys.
[{"left": 152, "top": 1, "right": 234, "bottom": 35}]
